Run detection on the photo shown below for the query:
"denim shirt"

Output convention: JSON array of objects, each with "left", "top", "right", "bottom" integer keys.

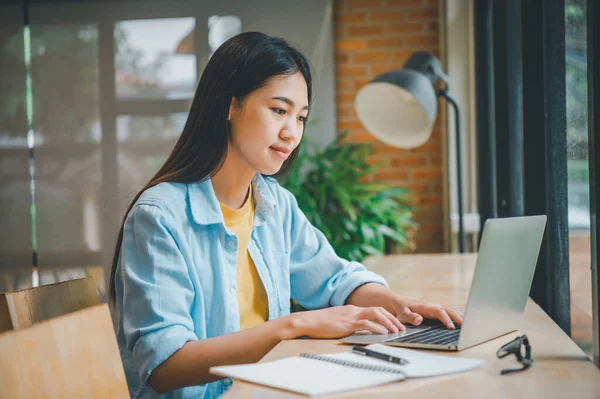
[{"left": 114, "top": 173, "right": 388, "bottom": 399}]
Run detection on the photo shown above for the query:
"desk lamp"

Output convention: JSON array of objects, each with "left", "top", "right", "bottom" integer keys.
[{"left": 354, "top": 51, "right": 465, "bottom": 252}]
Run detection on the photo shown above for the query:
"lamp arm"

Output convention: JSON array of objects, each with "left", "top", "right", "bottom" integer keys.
[{"left": 437, "top": 90, "right": 466, "bottom": 253}]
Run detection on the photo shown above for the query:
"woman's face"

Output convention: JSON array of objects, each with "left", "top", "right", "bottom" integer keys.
[{"left": 228, "top": 72, "right": 309, "bottom": 175}]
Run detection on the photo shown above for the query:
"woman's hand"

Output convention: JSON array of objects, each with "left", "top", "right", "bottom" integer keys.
[
  {"left": 391, "top": 299, "right": 464, "bottom": 330},
  {"left": 289, "top": 305, "right": 405, "bottom": 339},
  {"left": 344, "top": 283, "right": 464, "bottom": 331}
]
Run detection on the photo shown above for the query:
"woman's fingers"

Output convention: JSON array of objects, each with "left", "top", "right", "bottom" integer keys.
[
  {"left": 377, "top": 307, "right": 406, "bottom": 331},
  {"left": 360, "top": 307, "right": 402, "bottom": 333},
  {"left": 447, "top": 309, "right": 464, "bottom": 326},
  {"left": 435, "top": 307, "right": 456, "bottom": 330},
  {"left": 407, "top": 303, "right": 462, "bottom": 329},
  {"left": 354, "top": 319, "right": 390, "bottom": 335},
  {"left": 396, "top": 306, "right": 424, "bottom": 326},
  {"left": 343, "top": 304, "right": 462, "bottom": 338}
]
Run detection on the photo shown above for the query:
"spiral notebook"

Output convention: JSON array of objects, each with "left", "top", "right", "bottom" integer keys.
[{"left": 210, "top": 344, "right": 484, "bottom": 396}]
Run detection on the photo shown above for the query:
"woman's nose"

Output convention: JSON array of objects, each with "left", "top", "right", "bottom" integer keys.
[{"left": 280, "top": 121, "right": 301, "bottom": 141}]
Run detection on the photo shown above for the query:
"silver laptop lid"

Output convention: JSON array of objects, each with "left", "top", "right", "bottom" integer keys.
[{"left": 457, "top": 215, "right": 547, "bottom": 350}]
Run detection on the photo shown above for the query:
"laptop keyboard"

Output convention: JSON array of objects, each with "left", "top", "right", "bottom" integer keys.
[{"left": 387, "top": 323, "right": 461, "bottom": 346}]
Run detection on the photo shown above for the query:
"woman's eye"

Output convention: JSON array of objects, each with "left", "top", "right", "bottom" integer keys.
[
  {"left": 272, "top": 108, "right": 286, "bottom": 115},
  {"left": 298, "top": 116, "right": 308, "bottom": 123}
]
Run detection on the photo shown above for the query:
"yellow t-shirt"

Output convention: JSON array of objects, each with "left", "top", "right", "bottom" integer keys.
[{"left": 219, "top": 187, "right": 269, "bottom": 330}]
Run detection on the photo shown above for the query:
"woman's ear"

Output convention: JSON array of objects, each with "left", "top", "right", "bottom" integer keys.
[{"left": 228, "top": 97, "right": 239, "bottom": 121}]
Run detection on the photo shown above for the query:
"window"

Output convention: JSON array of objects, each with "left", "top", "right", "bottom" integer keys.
[
  {"left": 0, "top": 6, "right": 30, "bottom": 292},
  {"left": 115, "top": 18, "right": 196, "bottom": 100},
  {"left": 565, "top": 0, "right": 592, "bottom": 359},
  {"left": 0, "top": 1, "right": 336, "bottom": 297}
]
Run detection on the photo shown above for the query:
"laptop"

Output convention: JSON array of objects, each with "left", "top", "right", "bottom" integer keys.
[{"left": 340, "top": 215, "right": 547, "bottom": 351}]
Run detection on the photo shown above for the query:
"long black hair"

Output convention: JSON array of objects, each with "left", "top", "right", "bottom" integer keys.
[{"left": 109, "top": 31, "right": 313, "bottom": 303}]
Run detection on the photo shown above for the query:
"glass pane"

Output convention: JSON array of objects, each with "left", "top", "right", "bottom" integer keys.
[
  {"left": 0, "top": 6, "right": 31, "bottom": 273},
  {"left": 208, "top": 15, "right": 242, "bottom": 56},
  {"left": 116, "top": 113, "right": 185, "bottom": 215},
  {"left": 116, "top": 113, "right": 187, "bottom": 142},
  {"left": 29, "top": 22, "right": 102, "bottom": 256},
  {"left": 565, "top": 0, "right": 592, "bottom": 359},
  {"left": 115, "top": 18, "right": 196, "bottom": 100},
  {"left": 31, "top": 25, "right": 100, "bottom": 144},
  {"left": 116, "top": 151, "right": 171, "bottom": 215}
]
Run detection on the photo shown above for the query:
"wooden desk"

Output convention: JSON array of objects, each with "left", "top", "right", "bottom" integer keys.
[{"left": 222, "top": 254, "right": 600, "bottom": 398}]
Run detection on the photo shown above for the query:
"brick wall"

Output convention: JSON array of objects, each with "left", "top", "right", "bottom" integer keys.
[{"left": 334, "top": 0, "right": 445, "bottom": 253}]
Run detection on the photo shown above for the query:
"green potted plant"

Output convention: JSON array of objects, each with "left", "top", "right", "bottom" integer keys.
[{"left": 281, "top": 131, "right": 417, "bottom": 263}]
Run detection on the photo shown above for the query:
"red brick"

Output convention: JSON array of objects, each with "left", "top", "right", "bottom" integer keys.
[
  {"left": 352, "top": 50, "right": 388, "bottom": 63},
  {"left": 386, "top": 0, "right": 422, "bottom": 7},
  {"left": 349, "top": 131, "right": 377, "bottom": 143},
  {"left": 338, "top": 119, "right": 364, "bottom": 130},
  {"left": 407, "top": 9, "right": 437, "bottom": 20},
  {"left": 335, "top": 39, "right": 366, "bottom": 51},
  {"left": 418, "top": 195, "right": 443, "bottom": 206},
  {"left": 367, "top": 37, "right": 405, "bottom": 49},
  {"left": 349, "top": 25, "right": 385, "bottom": 36},
  {"left": 415, "top": 203, "right": 443, "bottom": 213},
  {"left": 385, "top": 21, "right": 426, "bottom": 34},
  {"left": 416, "top": 236, "right": 444, "bottom": 253},
  {"left": 336, "top": 103, "right": 357, "bottom": 116},
  {"left": 428, "top": 182, "right": 442, "bottom": 194},
  {"left": 336, "top": 53, "right": 350, "bottom": 63},
  {"left": 335, "top": 24, "right": 347, "bottom": 39},
  {"left": 336, "top": 92, "right": 356, "bottom": 104},
  {"left": 372, "top": 143, "right": 405, "bottom": 154},
  {"left": 390, "top": 155, "right": 427, "bottom": 167},
  {"left": 367, "top": 154, "right": 389, "bottom": 164},
  {"left": 430, "top": 124, "right": 442, "bottom": 134},
  {"left": 347, "top": 0, "right": 384, "bottom": 8},
  {"left": 390, "top": 50, "right": 414, "bottom": 63},
  {"left": 404, "top": 181, "right": 430, "bottom": 192},
  {"left": 353, "top": 77, "right": 372, "bottom": 89},
  {"left": 373, "top": 170, "right": 410, "bottom": 181},
  {"left": 412, "top": 168, "right": 442, "bottom": 180},
  {"left": 336, "top": 12, "right": 368, "bottom": 24},
  {"left": 366, "top": 155, "right": 389, "bottom": 167},
  {"left": 371, "top": 11, "right": 407, "bottom": 22},
  {"left": 337, "top": 65, "right": 369, "bottom": 76},
  {"left": 427, "top": 21, "right": 439, "bottom": 33},
  {"left": 415, "top": 211, "right": 444, "bottom": 223},
  {"left": 371, "top": 63, "right": 399, "bottom": 75},
  {"left": 409, "top": 141, "right": 441, "bottom": 153},
  {"left": 415, "top": 233, "right": 444, "bottom": 247},
  {"left": 406, "top": 35, "right": 438, "bottom": 47},
  {"left": 431, "top": 155, "right": 442, "bottom": 166},
  {"left": 336, "top": 78, "right": 354, "bottom": 91},
  {"left": 420, "top": 223, "right": 442, "bottom": 234}
]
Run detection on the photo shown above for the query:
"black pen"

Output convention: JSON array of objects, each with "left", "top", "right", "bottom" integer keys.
[{"left": 351, "top": 346, "right": 410, "bottom": 365}]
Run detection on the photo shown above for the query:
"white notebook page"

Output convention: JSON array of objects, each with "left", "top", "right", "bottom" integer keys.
[
  {"left": 361, "top": 344, "right": 485, "bottom": 378},
  {"left": 210, "top": 344, "right": 484, "bottom": 396},
  {"left": 211, "top": 355, "right": 405, "bottom": 396}
]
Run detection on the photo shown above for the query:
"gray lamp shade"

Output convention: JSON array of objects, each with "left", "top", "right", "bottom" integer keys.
[{"left": 355, "top": 68, "right": 438, "bottom": 149}]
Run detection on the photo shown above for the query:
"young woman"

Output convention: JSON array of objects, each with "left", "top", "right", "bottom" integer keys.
[{"left": 110, "top": 32, "right": 463, "bottom": 399}]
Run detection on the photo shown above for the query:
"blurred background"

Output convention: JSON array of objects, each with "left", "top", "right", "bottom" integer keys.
[{"left": 0, "top": 0, "right": 595, "bottom": 359}]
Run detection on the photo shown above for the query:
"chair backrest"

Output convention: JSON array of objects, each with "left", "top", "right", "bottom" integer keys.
[
  {"left": 0, "top": 277, "right": 100, "bottom": 333},
  {"left": 0, "top": 304, "right": 129, "bottom": 399}
]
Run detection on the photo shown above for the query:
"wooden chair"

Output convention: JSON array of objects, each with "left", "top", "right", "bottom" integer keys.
[
  {"left": 0, "top": 304, "right": 129, "bottom": 398},
  {"left": 0, "top": 277, "right": 100, "bottom": 333}
]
